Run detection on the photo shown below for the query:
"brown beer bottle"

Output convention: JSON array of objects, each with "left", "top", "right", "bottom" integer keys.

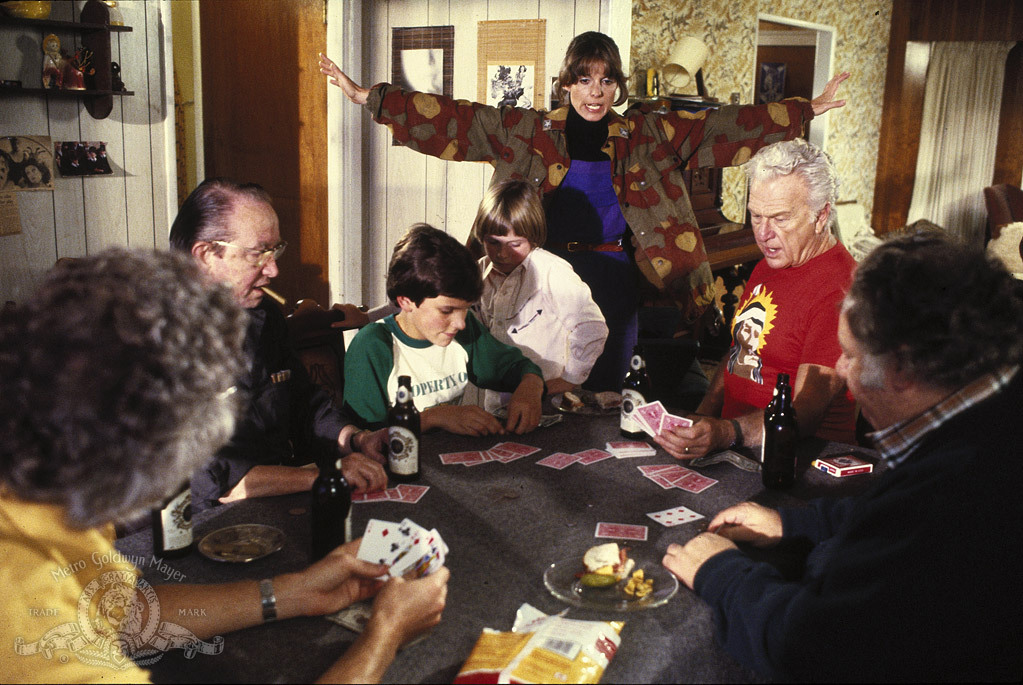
[
  {"left": 387, "top": 375, "right": 421, "bottom": 482},
  {"left": 151, "top": 481, "right": 192, "bottom": 558},
  {"left": 762, "top": 373, "right": 798, "bottom": 489},
  {"left": 311, "top": 456, "right": 352, "bottom": 561},
  {"left": 620, "top": 345, "right": 652, "bottom": 438}
]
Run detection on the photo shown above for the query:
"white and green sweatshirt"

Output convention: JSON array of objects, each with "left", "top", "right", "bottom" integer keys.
[{"left": 343, "top": 312, "right": 542, "bottom": 427}]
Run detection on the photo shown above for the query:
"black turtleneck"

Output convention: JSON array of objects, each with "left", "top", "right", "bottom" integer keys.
[{"left": 565, "top": 105, "right": 611, "bottom": 161}]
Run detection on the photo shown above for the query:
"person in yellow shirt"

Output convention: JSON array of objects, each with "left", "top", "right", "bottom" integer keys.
[{"left": 0, "top": 248, "right": 448, "bottom": 683}]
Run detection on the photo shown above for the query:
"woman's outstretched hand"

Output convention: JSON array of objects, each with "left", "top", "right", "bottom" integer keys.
[{"left": 318, "top": 52, "right": 369, "bottom": 105}]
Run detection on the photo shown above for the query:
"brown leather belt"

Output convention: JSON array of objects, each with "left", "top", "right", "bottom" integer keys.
[{"left": 547, "top": 239, "right": 624, "bottom": 253}]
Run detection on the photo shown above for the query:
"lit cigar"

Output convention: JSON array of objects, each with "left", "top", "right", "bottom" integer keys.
[{"left": 260, "top": 286, "right": 286, "bottom": 306}]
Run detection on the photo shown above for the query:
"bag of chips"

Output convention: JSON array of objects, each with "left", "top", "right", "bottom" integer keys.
[{"left": 454, "top": 604, "right": 623, "bottom": 684}]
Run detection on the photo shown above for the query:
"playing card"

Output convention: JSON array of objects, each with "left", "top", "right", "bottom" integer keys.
[
  {"left": 646, "top": 505, "right": 704, "bottom": 527},
  {"left": 638, "top": 464, "right": 680, "bottom": 475},
  {"left": 489, "top": 442, "right": 541, "bottom": 457},
  {"left": 659, "top": 412, "right": 694, "bottom": 433},
  {"left": 351, "top": 488, "right": 395, "bottom": 503},
  {"left": 535, "top": 452, "right": 581, "bottom": 470},
  {"left": 396, "top": 484, "right": 429, "bottom": 503},
  {"left": 576, "top": 448, "right": 613, "bottom": 465},
  {"left": 674, "top": 471, "right": 718, "bottom": 493},
  {"left": 595, "top": 522, "right": 649, "bottom": 541},
  {"left": 439, "top": 450, "right": 486, "bottom": 465},
  {"left": 357, "top": 519, "right": 408, "bottom": 566},
  {"left": 634, "top": 401, "right": 668, "bottom": 437}
]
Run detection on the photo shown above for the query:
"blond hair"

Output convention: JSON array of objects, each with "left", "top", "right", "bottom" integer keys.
[{"left": 472, "top": 179, "right": 547, "bottom": 247}]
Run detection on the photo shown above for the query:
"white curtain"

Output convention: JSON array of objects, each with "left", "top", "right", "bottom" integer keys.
[{"left": 906, "top": 42, "right": 1014, "bottom": 245}]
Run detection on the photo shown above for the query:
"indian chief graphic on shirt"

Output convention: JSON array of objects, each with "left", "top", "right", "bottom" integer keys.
[{"left": 726, "top": 285, "right": 776, "bottom": 385}]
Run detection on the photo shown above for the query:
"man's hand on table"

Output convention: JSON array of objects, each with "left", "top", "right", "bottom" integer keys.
[
  {"left": 341, "top": 453, "right": 387, "bottom": 492},
  {"left": 663, "top": 533, "right": 738, "bottom": 590},
  {"left": 663, "top": 502, "right": 783, "bottom": 589},
  {"left": 504, "top": 373, "right": 544, "bottom": 434},
  {"left": 351, "top": 428, "right": 388, "bottom": 465},
  {"left": 424, "top": 405, "right": 505, "bottom": 436},
  {"left": 708, "top": 502, "right": 783, "bottom": 547}
]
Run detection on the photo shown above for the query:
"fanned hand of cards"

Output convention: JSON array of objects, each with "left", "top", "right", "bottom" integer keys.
[
  {"left": 632, "top": 401, "right": 694, "bottom": 438},
  {"left": 356, "top": 518, "right": 448, "bottom": 579}
]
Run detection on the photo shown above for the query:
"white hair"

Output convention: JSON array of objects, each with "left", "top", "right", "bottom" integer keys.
[{"left": 743, "top": 138, "right": 840, "bottom": 230}]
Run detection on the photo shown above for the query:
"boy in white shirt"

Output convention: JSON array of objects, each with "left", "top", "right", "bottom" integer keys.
[{"left": 473, "top": 179, "right": 608, "bottom": 411}]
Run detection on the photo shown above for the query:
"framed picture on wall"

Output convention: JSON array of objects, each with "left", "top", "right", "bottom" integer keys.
[
  {"left": 392, "top": 26, "right": 454, "bottom": 97},
  {"left": 758, "top": 62, "right": 786, "bottom": 104},
  {"left": 477, "top": 19, "right": 546, "bottom": 108}
]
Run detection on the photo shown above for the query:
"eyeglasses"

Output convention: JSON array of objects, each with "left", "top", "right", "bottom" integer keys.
[{"left": 210, "top": 240, "right": 287, "bottom": 267}]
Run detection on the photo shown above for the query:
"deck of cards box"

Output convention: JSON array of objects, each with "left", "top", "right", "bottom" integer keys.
[{"left": 812, "top": 454, "right": 874, "bottom": 477}]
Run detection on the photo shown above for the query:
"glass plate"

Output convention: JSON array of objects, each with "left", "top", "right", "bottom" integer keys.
[
  {"left": 551, "top": 390, "right": 621, "bottom": 415},
  {"left": 198, "top": 524, "right": 286, "bottom": 563},
  {"left": 543, "top": 552, "right": 679, "bottom": 612}
]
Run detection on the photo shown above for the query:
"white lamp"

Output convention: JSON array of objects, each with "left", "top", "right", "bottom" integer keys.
[{"left": 660, "top": 37, "right": 708, "bottom": 95}]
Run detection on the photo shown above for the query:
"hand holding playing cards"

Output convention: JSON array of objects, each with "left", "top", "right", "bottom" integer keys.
[
  {"left": 504, "top": 373, "right": 544, "bottom": 434},
  {"left": 274, "top": 539, "right": 388, "bottom": 619},
  {"left": 707, "top": 502, "right": 783, "bottom": 547},
  {"left": 341, "top": 453, "right": 388, "bottom": 493},
  {"left": 662, "top": 533, "right": 738, "bottom": 589},
  {"left": 425, "top": 404, "right": 505, "bottom": 436},
  {"left": 655, "top": 416, "right": 726, "bottom": 460},
  {"left": 368, "top": 568, "right": 449, "bottom": 646}
]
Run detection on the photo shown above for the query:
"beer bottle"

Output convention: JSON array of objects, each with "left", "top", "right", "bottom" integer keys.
[
  {"left": 152, "top": 481, "right": 192, "bottom": 558},
  {"left": 620, "top": 345, "right": 652, "bottom": 438},
  {"left": 762, "top": 372, "right": 798, "bottom": 489},
  {"left": 311, "top": 456, "right": 352, "bottom": 561},
  {"left": 387, "top": 375, "right": 421, "bottom": 482}
]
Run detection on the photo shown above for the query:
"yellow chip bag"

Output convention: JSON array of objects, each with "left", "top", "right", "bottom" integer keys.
[{"left": 454, "top": 604, "right": 624, "bottom": 684}]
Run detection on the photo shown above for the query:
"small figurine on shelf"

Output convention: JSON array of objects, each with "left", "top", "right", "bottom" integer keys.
[
  {"left": 111, "top": 61, "right": 125, "bottom": 92},
  {"left": 41, "top": 34, "right": 64, "bottom": 89},
  {"left": 63, "top": 48, "right": 95, "bottom": 91}
]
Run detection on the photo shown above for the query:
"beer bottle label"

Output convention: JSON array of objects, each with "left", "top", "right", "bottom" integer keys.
[
  {"left": 396, "top": 385, "right": 412, "bottom": 404},
  {"left": 630, "top": 354, "right": 643, "bottom": 371},
  {"left": 159, "top": 489, "right": 192, "bottom": 550},
  {"left": 621, "top": 388, "right": 646, "bottom": 432},
  {"left": 388, "top": 425, "right": 419, "bottom": 475}
]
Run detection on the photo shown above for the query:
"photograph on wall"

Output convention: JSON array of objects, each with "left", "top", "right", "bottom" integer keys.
[
  {"left": 0, "top": 136, "right": 55, "bottom": 192},
  {"left": 486, "top": 64, "right": 535, "bottom": 108},
  {"left": 757, "top": 62, "right": 787, "bottom": 104},
  {"left": 56, "top": 141, "right": 114, "bottom": 176},
  {"left": 392, "top": 26, "right": 454, "bottom": 97},
  {"left": 477, "top": 19, "right": 545, "bottom": 108}
]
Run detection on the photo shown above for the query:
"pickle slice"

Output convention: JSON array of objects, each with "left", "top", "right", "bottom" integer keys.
[{"left": 579, "top": 572, "right": 618, "bottom": 588}]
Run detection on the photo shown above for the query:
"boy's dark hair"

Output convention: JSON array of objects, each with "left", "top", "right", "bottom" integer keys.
[{"left": 386, "top": 223, "right": 483, "bottom": 306}]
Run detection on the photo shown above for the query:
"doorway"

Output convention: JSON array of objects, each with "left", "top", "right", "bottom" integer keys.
[{"left": 755, "top": 15, "right": 835, "bottom": 151}]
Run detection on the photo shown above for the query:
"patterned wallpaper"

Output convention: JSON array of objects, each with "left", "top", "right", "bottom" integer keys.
[{"left": 631, "top": 0, "right": 893, "bottom": 225}]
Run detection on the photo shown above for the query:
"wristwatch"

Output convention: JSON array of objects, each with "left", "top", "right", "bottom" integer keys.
[
  {"left": 259, "top": 578, "right": 277, "bottom": 622},
  {"left": 728, "top": 419, "right": 743, "bottom": 449}
]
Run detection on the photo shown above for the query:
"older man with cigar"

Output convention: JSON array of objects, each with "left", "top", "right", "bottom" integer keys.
[
  {"left": 663, "top": 232, "right": 1023, "bottom": 680},
  {"left": 170, "top": 178, "right": 387, "bottom": 511}
]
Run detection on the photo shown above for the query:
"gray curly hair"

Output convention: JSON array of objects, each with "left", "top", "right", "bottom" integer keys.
[
  {"left": 743, "top": 138, "right": 840, "bottom": 231},
  {"left": 0, "top": 248, "right": 248, "bottom": 528}
]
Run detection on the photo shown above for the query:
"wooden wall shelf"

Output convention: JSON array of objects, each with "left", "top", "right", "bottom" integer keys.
[{"left": 0, "top": 4, "right": 133, "bottom": 119}]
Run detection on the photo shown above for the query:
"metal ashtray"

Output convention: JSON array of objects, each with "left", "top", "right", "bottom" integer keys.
[{"left": 198, "top": 524, "right": 286, "bottom": 563}]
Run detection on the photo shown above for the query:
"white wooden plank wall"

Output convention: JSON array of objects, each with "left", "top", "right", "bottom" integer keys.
[
  {"left": 359, "top": 0, "right": 606, "bottom": 308},
  {"left": 0, "top": 0, "right": 172, "bottom": 304}
]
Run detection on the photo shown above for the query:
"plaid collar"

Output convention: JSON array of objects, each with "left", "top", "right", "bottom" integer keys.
[{"left": 869, "top": 366, "right": 1019, "bottom": 468}]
